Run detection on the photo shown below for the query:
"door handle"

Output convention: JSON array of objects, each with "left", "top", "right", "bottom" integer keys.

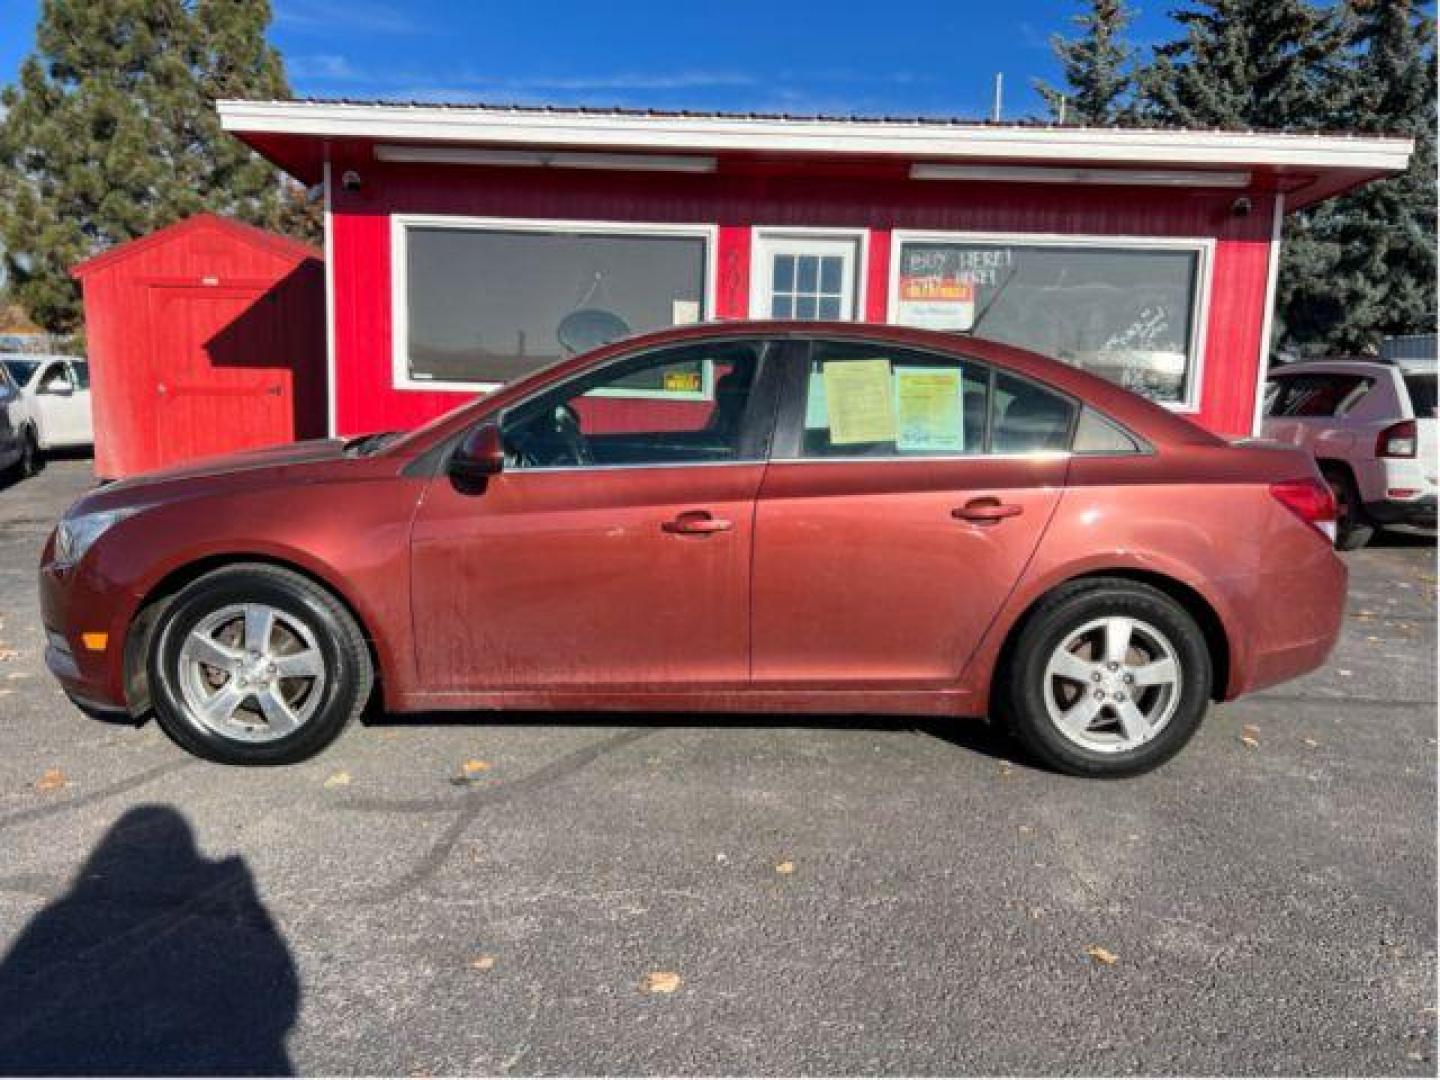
[
  {"left": 952, "top": 498, "right": 1023, "bottom": 524},
  {"left": 662, "top": 510, "right": 733, "bottom": 535}
]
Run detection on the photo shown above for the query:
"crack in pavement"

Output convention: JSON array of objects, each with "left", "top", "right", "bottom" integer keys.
[{"left": 344, "top": 728, "right": 657, "bottom": 904}]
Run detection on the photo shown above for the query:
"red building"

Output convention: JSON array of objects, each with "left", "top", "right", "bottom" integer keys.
[{"left": 219, "top": 100, "right": 1412, "bottom": 439}]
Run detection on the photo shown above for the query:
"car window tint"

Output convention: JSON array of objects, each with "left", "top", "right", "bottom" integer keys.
[
  {"left": 1266, "top": 373, "right": 1374, "bottom": 418},
  {"left": 502, "top": 340, "right": 766, "bottom": 468},
  {"left": 1073, "top": 407, "right": 1142, "bottom": 455},
  {"left": 1403, "top": 373, "right": 1436, "bottom": 417},
  {"left": 797, "top": 342, "right": 988, "bottom": 458},
  {"left": 991, "top": 372, "right": 1076, "bottom": 454}
]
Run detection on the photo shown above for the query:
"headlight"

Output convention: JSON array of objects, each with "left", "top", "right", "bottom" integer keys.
[{"left": 54, "top": 508, "right": 141, "bottom": 567}]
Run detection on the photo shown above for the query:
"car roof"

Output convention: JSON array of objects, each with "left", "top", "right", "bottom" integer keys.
[{"left": 392, "top": 319, "right": 1225, "bottom": 454}]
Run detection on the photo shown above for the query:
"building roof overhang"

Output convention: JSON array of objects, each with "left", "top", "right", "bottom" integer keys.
[{"left": 218, "top": 99, "right": 1415, "bottom": 210}]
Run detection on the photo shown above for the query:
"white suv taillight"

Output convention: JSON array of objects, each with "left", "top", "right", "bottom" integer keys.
[
  {"left": 1377, "top": 419, "right": 1418, "bottom": 458},
  {"left": 1270, "top": 477, "right": 1339, "bottom": 543}
]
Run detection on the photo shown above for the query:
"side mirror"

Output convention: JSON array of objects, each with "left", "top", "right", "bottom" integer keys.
[
  {"left": 448, "top": 423, "right": 505, "bottom": 487},
  {"left": 42, "top": 379, "right": 73, "bottom": 397}
]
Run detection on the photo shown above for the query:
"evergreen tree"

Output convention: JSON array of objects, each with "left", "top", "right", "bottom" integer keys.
[
  {"left": 1139, "top": 0, "right": 1340, "bottom": 129},
  {"left": 1278, "top": 0, "right": 1436, "bottom": 352},
  {"left": 1035, "top": 0, "right": 1140, "bottom": 125},
  {"left": 0, "top": 0, "right": 307, "bottom": 335}
]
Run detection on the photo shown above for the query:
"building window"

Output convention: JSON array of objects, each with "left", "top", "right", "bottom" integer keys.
[
  {"left": 891, "top": 235, "right": 1209, "bottom": 408},
  {"left": 395, "top": 219, "right": 712, "bottom": 389}
]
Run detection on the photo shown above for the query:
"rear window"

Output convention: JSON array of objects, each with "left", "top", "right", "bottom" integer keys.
[
  {"left": 1265, "top": 373, "right": 1375, "bottom": 418},
  {"left": 1403, "top": 374, "right": 1436, "bottom": 417}
]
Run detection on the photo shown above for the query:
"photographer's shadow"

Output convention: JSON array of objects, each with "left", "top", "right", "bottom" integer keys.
[{"left": 0, "top": 804, "right": 298, "bottom": 1075}]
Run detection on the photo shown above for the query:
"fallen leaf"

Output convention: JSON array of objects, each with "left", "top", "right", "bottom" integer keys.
[
  {"left": 1018, "top": 824, "right": 1034, "bottom": 835},
  {"left": 462, "top": 759, "right": 491, "bottom": 776},
  {"left": 1240, "top": 735, "right": 1259, "bottom": 750},
  {"left": 1240, "top": 725, "right": 1260, "bottom": 750},
  {"left": 323, "top": 770, "right": 351, "bottom": 789},
  {"left": 1085, "top": 945, "right": 1118, "bottom": 966},
  {"left": 775, "top": 860, "right": 795, "bottom": 875},
  {"left": 0, "top": 647, "right": 17, "bottom": 661},
  {"left": 470, "top": 954, "right": 496, "bottom": 971},
  {"left": 642, "top": 971, "right": 682, "bottom": 994},
  {"left": 1302, "top": 737, "right": 1319, "bottom": 749},
  {"left": 35, "top": 768, "right": 66, "bottom": 793}
]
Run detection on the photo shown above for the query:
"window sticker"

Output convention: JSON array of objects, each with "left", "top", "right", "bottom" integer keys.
[
  {"left": 821, "top": 359, "right": 896, "bottom": 445},
  {"left": 895, "top": 366, "right": 964, "bottom": 453},
  {"left": 804, "top": 370, "right": 829, "bottom": 429}
]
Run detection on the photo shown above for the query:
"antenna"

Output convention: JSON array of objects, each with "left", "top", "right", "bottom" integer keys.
[{"left": 992, "top": 73, "right": 1004, "bottom": 122}]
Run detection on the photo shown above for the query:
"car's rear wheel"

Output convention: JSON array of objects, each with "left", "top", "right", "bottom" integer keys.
[
  {"left": 12, "top": 426, "right": 40, "bottom": 479},
  {"left": 1321, "top": 465, "right": 1373, "bottom": 551},
  {"left": 147, "top": 564, "right": 372, "bottom": 765},
  {"left": 999, "top": 579, "right": 1212, "bottom": 778}
]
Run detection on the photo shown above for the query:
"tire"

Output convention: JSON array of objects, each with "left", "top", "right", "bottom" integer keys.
[
  {"left": 147, "top": 563, "right": 373, "bottom": 765},
  {"left": 12, "top": 427, "right": 40, "bottom": 479},
  {"left": 1321, "top": 465, "right": 1373, "bottom": 551},
  {"left": 998, "top": 578, "right": 1213, "bottom": 778}
]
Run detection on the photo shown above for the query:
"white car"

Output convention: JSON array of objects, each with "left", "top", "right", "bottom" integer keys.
[
  {"left": 1262, "top": 358, "right": 1437, "bottom": 549},
  {"left": 0, "top": 362, "right": 41, "bottom": 479},
  {"left": 0, "top": 355, "right": 93, "bottom": 455}
]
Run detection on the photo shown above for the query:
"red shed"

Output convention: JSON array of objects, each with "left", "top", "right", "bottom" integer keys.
[
  {"left": 217, "top": 100, "right": 1414, "bottom": 440},
  {"left": 72, "top": 213, "right": 326, "bottom": 479}
]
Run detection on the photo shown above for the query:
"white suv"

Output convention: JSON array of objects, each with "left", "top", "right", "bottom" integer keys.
[{"left": 1263, "top": 358, "right": 1437, "bottom": 549}]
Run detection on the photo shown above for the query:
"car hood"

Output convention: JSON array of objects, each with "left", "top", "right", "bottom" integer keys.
[
  {"left": 103, "top": 439, "right": 349, "bottom": 491},
  {"left": 66, "top": 439, "right": 354, "bottom": 519}
]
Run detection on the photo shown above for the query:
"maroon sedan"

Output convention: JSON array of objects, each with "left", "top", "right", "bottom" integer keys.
[{"left": 40, "top": 323, "right": 1345, "bottom": 776}]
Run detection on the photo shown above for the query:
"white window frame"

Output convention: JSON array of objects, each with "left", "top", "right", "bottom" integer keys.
[
  {"left": 887, "top": 230, "right": 1215, "bottom": 414},
  {"left": 391, "top": 214, "right": 718, "bottom": 394},
  {"left": 750, "top": 227, "right": 868, "bottom": 322}
]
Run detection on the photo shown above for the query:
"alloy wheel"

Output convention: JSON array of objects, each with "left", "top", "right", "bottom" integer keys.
[
  {"left": 1041, "top": 615, "right": 1183, "bottom": 754},
  {"left": 176, "top": 603, "right": 327, "bottom": 743}
]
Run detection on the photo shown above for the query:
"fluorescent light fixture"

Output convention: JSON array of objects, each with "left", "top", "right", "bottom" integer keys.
[
  {"left": 910, "top": 163, "right": 1252, "bottom": 188},
  {"left": 375, "top": 145, "right": 717, "bottom": 173}
]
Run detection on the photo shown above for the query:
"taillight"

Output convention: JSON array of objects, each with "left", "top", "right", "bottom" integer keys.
[
  {"left": 1270, "top": 477, "right": 1338, "bottom": 542},
  {"left": 1377, "top": 419, "right": 1418, "bottom": 458}
]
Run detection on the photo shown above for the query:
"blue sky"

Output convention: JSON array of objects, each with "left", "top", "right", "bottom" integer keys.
[{"left": 0, "top": 0, "right": 1196, "bottom": 119}]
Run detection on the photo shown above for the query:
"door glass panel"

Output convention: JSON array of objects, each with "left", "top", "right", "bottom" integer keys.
[
  {"left": 796, "top": 297, "right": 818, "bottom": 320},
  {"left": 772, "top": 296, "right": 794, "bottom": 319},
  {"left": 772, "top": 255, "right": 795, "bottom": 292},
  {"left": 502, "top": 340, "right": 767, "bottom": 468},
  {"left": 817, "top": 296, "right": 842, "bottom": 319},
  {"left": 796, "top": 256, "right": 819, "bottom": 292},
  {"left": 820, "top": 258, "right": 842, "bottom": 294}
]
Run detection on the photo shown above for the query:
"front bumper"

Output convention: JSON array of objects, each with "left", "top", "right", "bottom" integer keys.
[
  {"left": 38, "top": 534, "right": 142, "bottom": 714},
  {"left": 1365, "top": 494, "right": 1437, "bottom": 529}
]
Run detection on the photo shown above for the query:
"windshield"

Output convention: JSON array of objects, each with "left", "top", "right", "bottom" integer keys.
[
  {"left": 1403, "top": 373, "right": 1436, "bottom": 417},
  {"left": 2, "top": 360, "right": 41, "bottom": 387}
]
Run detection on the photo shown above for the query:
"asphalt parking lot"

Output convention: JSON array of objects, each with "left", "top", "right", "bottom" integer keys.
[{"left": 0, "top": 457, "right": 1434, "bottom": 1076}]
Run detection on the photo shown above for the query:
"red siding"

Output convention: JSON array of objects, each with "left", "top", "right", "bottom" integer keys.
[{"left": 329, "top": 158, "right": 1276, "bottom": 438}]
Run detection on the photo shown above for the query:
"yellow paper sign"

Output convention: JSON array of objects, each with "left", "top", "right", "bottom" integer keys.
[
  {"left": 663, "top": 370, "right": 702, "bottom": 393},
  {"left": 822, "top": 359, "right": 896, "bottom": 445},
  {"left": 896, "top": 367, "right": 964, "bottom": 453}
]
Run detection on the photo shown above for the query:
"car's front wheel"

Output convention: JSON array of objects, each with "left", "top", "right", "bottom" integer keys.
[
  {"left": 999, "top": 579, "right": 1212, "bottom": 778},
  {"left": 147, "top": 564, "right": 373, "bottom": 765}
]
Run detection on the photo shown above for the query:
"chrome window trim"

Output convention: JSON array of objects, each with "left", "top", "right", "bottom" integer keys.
[{"left": 507, "top": 458, "right": 768, "bottom": 475}]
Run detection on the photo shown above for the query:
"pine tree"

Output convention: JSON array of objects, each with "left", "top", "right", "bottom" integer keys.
[
  {"left": 1035, "top": 0, "right": 1140, "bottom": 125},
  {"left": 1139, "top": 0, "right": 1340, "bottom": 130},
  {"left": 0, "top": 0, "right": 308, "bottom": 335},
  {"left": 1278, "top": 0, "right": 1437, "bottom": 352}
]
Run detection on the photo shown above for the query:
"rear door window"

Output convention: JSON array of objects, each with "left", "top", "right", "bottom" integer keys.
[
  {"left": 784, "top": 340, "right": 1080, "bottom": 458},
  {"left": 793, "top": 342, "right": 989, "bottom": 458}
]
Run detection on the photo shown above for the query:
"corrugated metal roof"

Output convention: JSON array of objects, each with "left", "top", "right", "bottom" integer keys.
[{"left": 249, "top": 97, "right": 1403, "bottom": 141}]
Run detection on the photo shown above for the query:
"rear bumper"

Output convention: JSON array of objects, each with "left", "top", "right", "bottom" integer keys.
[
  {"left": 1365, "top": 494, "right": 1437, "bottom": 529},
  {"left": 1227, "top": 541, "right": 1348, "bottom": 698}
]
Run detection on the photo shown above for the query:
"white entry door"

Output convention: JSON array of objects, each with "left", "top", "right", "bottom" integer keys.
[{"left": 752, "top": 233, "right": 862, "bottom": 320}]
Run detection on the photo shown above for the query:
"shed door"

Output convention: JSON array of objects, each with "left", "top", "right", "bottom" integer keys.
[{"left": 147, "top": 285, "right": 294, "bottom": 462}]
